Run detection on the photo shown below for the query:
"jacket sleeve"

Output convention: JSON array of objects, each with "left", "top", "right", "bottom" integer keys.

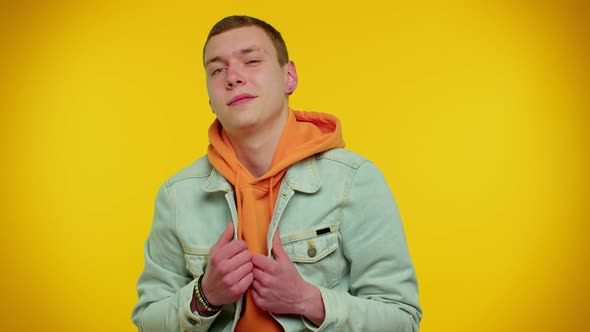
[
  {"left": 131, "top": 183, "right": 221, "bottom": 332},
  {"left": 306, "top": 161, "right": 422, "bottom": 332}
]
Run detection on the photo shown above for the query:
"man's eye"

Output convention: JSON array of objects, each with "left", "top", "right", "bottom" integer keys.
[
  {"left": 211, "top": 68, "right": 225, "bottom": 75},
  {"left": 246, "top": 60, "right": 260, "bottom": 65}
]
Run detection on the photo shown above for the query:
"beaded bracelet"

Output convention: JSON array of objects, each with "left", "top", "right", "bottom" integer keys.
[{"left": 195, "top": 274, "right": 223, "bottom": 313}]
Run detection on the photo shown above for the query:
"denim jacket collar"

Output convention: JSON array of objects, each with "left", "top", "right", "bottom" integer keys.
[
  {"left": 200, "top": 156, "right": 321, "bottom": 194},
  {"left": 200, "top": 166, "right": 232, "bottom": 193}
]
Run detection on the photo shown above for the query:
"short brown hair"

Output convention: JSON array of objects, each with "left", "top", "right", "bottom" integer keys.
[{"left": 203, "top": 15, "right": 289, "bottom": 66}]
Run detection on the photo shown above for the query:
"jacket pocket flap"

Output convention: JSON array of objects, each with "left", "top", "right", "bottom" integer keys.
[{"left": 283, "top": 231, "right": 338, "bottom": 263}]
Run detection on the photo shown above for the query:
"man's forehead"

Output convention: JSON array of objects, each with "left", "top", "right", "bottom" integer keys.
[
  {"left": 204, "top": 26, "right": 273, "bottom": 61},
  {"left": 205, "top": 46, "right": 263, "bottom": 66}
]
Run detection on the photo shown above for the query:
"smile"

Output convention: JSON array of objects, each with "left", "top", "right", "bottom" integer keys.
[{"left": 227, "top": 94, "right": 256, "bottom": 106}]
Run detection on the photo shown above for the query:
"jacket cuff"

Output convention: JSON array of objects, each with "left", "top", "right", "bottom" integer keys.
[
  {"left": 301, "top": 287, "right": 346, "bottom": 331},
  {"left": 179, "top": 279, "right": 222, "bottom": 330}
]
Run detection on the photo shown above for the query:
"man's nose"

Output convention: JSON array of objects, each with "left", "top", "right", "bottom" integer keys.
[{"left": 225, "top": 66, "right": 245, "bottom": 89}]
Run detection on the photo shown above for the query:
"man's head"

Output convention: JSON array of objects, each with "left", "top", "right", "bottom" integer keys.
[
  {"left": 203, "top": 16, "right": 298, "bottom": 137},
  {"left": 203, "top": 15, "right": 289, "bottom": 67}
]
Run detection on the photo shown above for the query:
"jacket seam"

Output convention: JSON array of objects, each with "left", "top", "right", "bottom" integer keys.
[
  {"left": 166, "top": 185, "right": 179, "bottom": 258},
  {"left": 316, "top": 151, "right": 366, "bottom": 169},
  {"left": 337, "top": 160, "right": 371, "bottom": 259},
  {"left": 335, "top": 165, "right": 353, "bottom": 240},
  {"left": 166, "top": 171, "right": 212, "bottom": 188},
  {"left": 285, "top": 157, "right": 321, "bottom": 193}
]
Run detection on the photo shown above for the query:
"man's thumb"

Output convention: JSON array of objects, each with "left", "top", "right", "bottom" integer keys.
[
  {"left": 271, "top": 228, "right": 289, "bottom": 261},
  {"left": 213, "top": 222, "right": 234, "bottom": 250}
]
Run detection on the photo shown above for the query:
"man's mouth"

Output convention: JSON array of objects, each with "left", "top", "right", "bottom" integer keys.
[{"left": 227, "top": 94, "right": 256, "bottom": 106}]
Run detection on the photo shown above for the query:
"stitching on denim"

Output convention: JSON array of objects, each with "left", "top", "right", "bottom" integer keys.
[
  {"left": 318, "top": 155, "right": 360, "bottom": 168},
  {"left": 166, "top": 185, "right": 178, "bottom": 247},
  {"left": 182, "top": 247, "right": 210, "bottom": 255},
  {"left": 336, "top": 165, "right": 355, "bottom": 224},
  {"left": 166, "top": 169, "right": 212, "bottom": 187},
  {"left": 316, "top": 149, "right": 367, "bottom": 169},
  {"left": 334, "top": 163, "right": 357, "bottom": 285},
  {"left": 280, "top": 223, "right": 341, "bottom": 244},
  {"left": 337, "top": 160, "right": 370, "bottom": 266},
  {"left": 200, "top": 168, "right": 216, "bottom": 189},
  {"left": 285, "top": 157, "right": 320, "bottom": 193},
  {"left": 164, "top": 156, "right": 214, "bottom": 187},
  {"left": 327, "top": 253, "right": 338, "bottom": 288},
  {"left": 289, "top": 245, "right": 338, "bottom": 263},
  {"left": 199, "top": 168, "right": 233, "bottom": 193}
]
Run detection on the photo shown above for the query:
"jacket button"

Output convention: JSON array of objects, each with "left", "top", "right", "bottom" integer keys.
[{"left": 307, "top": 247, "right": 317, "bottom": 258}]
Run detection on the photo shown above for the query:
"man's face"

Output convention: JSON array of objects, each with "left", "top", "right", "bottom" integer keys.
[{"left": 204, "top": 26, "right": 297, "bottom": 136}]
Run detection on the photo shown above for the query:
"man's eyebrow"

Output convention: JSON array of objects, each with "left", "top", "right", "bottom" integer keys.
[
  {"left": 205, "top": 56, "right": 224, "bottom": 66},
  {"left": 239, "top": 46, "right": 261, "bottom": 55},
  {"left": 205, "top": 46, "right": 263, "bottom": 66}
]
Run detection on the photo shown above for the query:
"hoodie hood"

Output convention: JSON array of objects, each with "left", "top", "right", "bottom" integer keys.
[{"left": 208, "top": 109, "right": 344, "bottom": 185}]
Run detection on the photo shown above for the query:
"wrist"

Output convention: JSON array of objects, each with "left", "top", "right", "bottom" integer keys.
[
  {"left": 194, "top": 275, "right": 222, "bottom": 316},
  {"left": 300, "top": 283, "right": 325, "bottom": 326}
]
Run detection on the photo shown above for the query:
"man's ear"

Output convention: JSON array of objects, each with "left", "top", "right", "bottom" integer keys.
[{"left": 285, "top": 61, "right": 298, "bottom": 95}]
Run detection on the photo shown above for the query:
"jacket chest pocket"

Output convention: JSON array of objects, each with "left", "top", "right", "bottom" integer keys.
[
  {"left": 282, "top": 227, "right": 342, "bottom": 288},
  {"left": 183, "top": 247, "right": 210, "bottom": 277}
]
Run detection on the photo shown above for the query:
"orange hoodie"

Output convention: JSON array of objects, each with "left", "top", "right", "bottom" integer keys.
[{"left": 207, "top": 109, "right": 345, "bottom": 331}]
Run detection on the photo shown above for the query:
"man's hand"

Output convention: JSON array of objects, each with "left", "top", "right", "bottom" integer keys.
[
  {"left": 251, "top": 229, "right": 326, "bottom": 326},
  {"left": 200, "top": 223, "right": 253, "bottom": 307}
]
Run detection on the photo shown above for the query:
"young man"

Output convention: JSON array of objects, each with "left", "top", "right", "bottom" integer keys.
[{"left": 132, "top": 15, "right": 422, "bottom": 332}]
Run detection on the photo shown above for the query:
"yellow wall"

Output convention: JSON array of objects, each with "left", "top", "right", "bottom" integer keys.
[{"left": 1, "top": 1, "right": 587, "bottom": 331}]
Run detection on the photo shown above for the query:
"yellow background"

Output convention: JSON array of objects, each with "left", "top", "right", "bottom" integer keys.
[{"left": 1, "top": 1, "right": 587, "bottom": 331}]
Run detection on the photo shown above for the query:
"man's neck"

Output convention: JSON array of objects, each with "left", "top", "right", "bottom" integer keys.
[{"left": 225, "top": 112, "right": 288, "bottom": 179}]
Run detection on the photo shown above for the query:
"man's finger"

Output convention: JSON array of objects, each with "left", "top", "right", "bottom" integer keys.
[
  {"left": 252, "top": 254, "right": 272, "bottom": 269},
  {"left": 211, "top": 222, "right": 234, "bottom": 252},
  {"left": 271, "top": 228, "right": 289, "bottom": 261}
]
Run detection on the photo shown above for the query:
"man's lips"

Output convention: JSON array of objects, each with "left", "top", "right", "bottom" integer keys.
[{"left": 227, "top": 94, "right": 256, "bottom": 106}]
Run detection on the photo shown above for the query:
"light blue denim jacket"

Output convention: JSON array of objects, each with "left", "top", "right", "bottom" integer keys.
[{"left": 132, "top": 148, "right": 422, "bottom": 331}]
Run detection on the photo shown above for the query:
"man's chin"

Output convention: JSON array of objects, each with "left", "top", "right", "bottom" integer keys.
[{"left": 219, "top": 118, "right": 260, "bottom": 136}]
